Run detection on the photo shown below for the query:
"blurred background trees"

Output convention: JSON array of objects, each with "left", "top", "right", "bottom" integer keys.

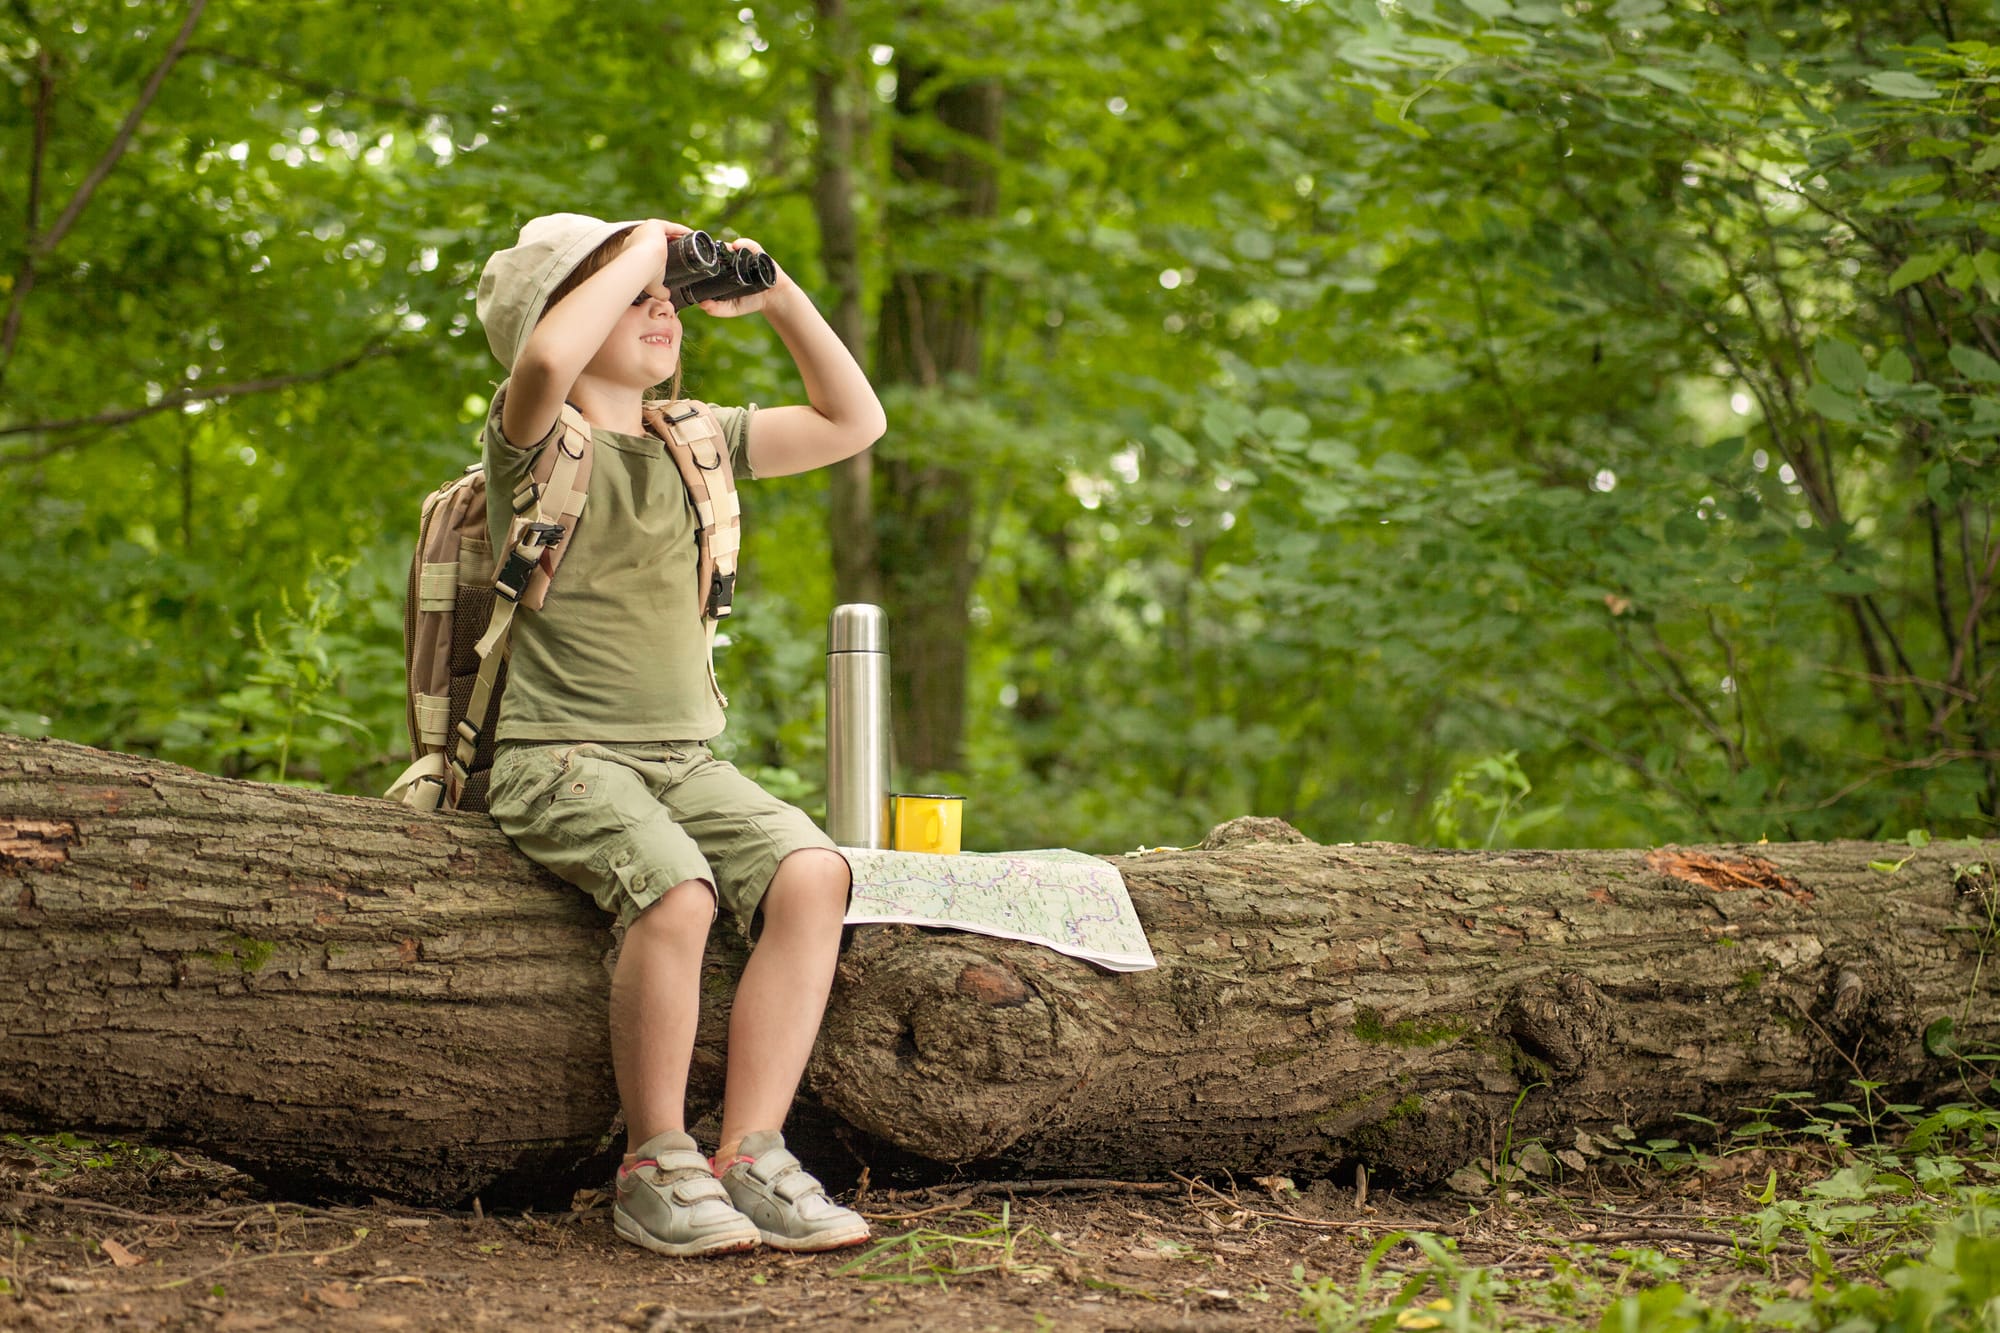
[{"left": 3, "top": 0, "right": 1996, "bottom": 852}]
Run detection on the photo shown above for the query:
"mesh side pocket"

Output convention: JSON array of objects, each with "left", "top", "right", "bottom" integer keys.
[
  {"left": 451, "top": 583, "right": 497, "bottom": 677},
  {"left": 458, "top": 768, "right": 492, "bottom": 814}
]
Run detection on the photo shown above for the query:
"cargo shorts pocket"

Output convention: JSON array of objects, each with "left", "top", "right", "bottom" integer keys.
[
  {"left": 489, "top": 746, "right": 606, "bottom": 833},
  {"left": 500, "top": 751, "right": 713, "bottom": 927}
]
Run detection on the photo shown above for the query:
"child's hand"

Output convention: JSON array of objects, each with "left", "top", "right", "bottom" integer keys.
[
  {"left": 629, "top": 217, "right": 694, "bottom": 261},
  {"left": 696, "top": 238, "right": 795, "bottom": 318}
]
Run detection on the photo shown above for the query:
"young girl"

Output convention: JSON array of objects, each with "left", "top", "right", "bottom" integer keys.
[{"left": 473, "top": 213, "right": 885, "bottom": 1256}]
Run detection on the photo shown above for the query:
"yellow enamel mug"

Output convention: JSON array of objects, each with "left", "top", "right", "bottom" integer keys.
[{"left": 890, "top": 793, "right": 964, "bottom": 855}]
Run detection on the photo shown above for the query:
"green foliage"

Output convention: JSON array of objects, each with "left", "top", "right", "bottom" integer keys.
[
  {"left": 2, "top": 1132, "right": 165, "bottom": 1181},
  {"left": 163, "top": 557, "right": 397, "bottom": 787},
  {"left": 1296, "top": 1094, "right": 2000, "bottom": 1332},
  {"left": 1428, "top": 751, "right": 1562, "bottom": 849},
  {"left": 2, "top": 0, "right": 1997, "bottom": 849}
]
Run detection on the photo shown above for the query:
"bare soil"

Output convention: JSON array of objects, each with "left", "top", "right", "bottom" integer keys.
[{"left": 0, "top": 1138, "right": 1763, "bottom": 1332}]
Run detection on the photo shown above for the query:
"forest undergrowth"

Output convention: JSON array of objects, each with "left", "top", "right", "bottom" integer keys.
[
  {"left": 1292, "top": 1087, "right": 2000, "bottom": 1333},
  {"left": 4, "top": 1085, "right": 1996, "bottom": 1332}
]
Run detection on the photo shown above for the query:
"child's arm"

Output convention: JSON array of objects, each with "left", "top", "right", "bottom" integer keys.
[
  {"left": 500, "top": 220, "right": 681, "bottom": 449},
  {"left": 698, "top": 241, "right": 887, "bottom": 477}
]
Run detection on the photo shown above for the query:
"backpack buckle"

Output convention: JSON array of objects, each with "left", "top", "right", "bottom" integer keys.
[
  {"left": 495, "top": 522, "right": 567, "bottom": 602},
  {"left": 706, "top": 570, "right": 736, "bottom": 618}
]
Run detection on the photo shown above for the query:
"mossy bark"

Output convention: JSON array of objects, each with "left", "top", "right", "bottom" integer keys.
[{"left": 4, "top": 736, "right": 1996, "bottom": 1205}]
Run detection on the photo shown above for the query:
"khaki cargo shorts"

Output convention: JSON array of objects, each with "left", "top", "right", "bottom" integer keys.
[{"left": 487, "top": 740, "right": 843, "bottom": 937}]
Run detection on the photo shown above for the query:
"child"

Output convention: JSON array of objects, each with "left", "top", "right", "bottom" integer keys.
[{"left": 473, "top": 213, "right": 886, "bottom": 1256}]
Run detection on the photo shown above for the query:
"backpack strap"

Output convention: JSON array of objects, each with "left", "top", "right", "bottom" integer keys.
[
  {"left": 446, "top": 401, "right": 595, "bottom": 803},
  {"left": 643, "top": 399, "right": 740, "bottom": 711}
]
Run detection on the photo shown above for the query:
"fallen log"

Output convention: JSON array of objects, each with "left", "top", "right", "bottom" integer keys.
[{"left": 3, "top": 734, "right": 1995, "bottom": 1206}]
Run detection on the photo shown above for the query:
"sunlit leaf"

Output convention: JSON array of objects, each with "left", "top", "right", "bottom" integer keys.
[{"left": 1865, "top": 71, "right": 1943, "bottom": 99}]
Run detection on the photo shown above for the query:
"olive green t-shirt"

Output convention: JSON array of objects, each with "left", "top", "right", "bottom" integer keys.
[{"left": 480, "top": 388, "right": 755, "bottom": 743}]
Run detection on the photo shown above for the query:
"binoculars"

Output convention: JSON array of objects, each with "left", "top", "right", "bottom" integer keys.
[{"left": 659, "top": 231, "right": 779, "bottom": 308}]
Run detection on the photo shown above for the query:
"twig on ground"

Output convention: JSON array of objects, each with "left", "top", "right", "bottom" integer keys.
[
  {"left": 644, "top": 1302, "right": 775, "bottom": 1331},
  {"left": 1536, "top": 1227, "right": 1848, "bottom": 1257},
  {"left": 5, "top": 1192, "right": 360, "bottom": 1230},
  {"left": 139, "top": 1237, "right": 368, "bottom": 1291},
  {"left": 861, "top": 1193, "right": 973, "bottom": 1222},
  {"left": 864, "top": 1177, "right": 1176, "bottom": 1222},
  {"left": 1171, "top": 1173, "right": 1452, "bottom": 1234},
  {"left": 884, "top": 1177, "right": 1176, "bottom": 1202}
]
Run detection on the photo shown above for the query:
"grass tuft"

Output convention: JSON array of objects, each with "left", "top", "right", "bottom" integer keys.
[{"left": 836, "top": 1205, "right": 1080, "bottom": 1291}]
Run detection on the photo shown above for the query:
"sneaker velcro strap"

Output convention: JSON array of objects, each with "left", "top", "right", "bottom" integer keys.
[
  {"left": 667, "top": 1175, "right": 733, "bottom": 1206},
  {"left": 746, "top": 1147, "right": 804, "bottom": 1186},
  {"left": 650, "top": 1149, "right": 714, "bottom": 1177},
  {"left": 772, "top": 1172, "right": 822, "bottom": 1204}
]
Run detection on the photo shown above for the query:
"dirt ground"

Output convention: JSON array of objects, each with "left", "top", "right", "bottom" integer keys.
[{"left": 0, "top": 1137, "right": 1746, "bottom": 1332}]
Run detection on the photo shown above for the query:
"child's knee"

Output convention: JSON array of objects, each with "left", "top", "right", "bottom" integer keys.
[
  {"left": 627, "top": 878, "right": 717, "bottom": 939},
  {"left": 787, "top": 847, "right": 850, "bottom": 885},
  {"left": 761, "top": 850, "right": 850, "bottom": 923}
]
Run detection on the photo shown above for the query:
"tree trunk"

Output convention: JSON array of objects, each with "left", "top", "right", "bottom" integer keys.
[
  {"left": 5, "top": 736, "right": 1996, "bottom": 1207},
  {"left": 873, "top": 65, "right": 1003, "bottom": 774},
  {"left": 810, "top": 0, "right": 880, "bottom": 609}
]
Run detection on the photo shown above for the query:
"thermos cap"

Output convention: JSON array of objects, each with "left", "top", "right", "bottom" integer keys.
[{"left": 828, "top": 603, "right": 886, "bottom": 653}]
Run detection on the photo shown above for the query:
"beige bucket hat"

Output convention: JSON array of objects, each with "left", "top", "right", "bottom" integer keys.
[{"left": 476, "top": 213, "right": 642, "bottom": 371}]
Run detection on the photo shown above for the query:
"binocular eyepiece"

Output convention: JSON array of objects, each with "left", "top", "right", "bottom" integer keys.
[{"left": 660, "top": 231, "right": 780, "bottom": 309}]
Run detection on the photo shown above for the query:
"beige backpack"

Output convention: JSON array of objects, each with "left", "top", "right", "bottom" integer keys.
[{"left": 385, "top": 395, "right": 742, "bottom": 813}]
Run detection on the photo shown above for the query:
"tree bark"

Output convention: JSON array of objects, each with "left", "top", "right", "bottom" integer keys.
[
  {"left": 872, "top": 64, "right": 1003, "bottom": 774},
  {"left": 809, "top": 0, "right": 880, "bottom": 608},
  {"left": 4, "top": 736, "right": 1996, "bottom": 1207}
]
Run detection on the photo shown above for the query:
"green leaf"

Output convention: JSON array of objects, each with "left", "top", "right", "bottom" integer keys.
[
  {"left": 1664, "top": 512, "right": 1706, "bottom": 548},
  {"left": 1150, "top": 426, "right": 1197, "bottom": 467},
  {"left": 1200, "top": 401, "right": 1255, "bottom": 449},
  {"left": 1307, "top": 439, "right": 1357, "bottom": 467},
  {"left": 1876, "top": 348, "right": 1914, "bottom": 385},
  {"left": 1906, "top": 828, "right": 1931, "bottom": 848},
  {"left": 1821, "top": 570, "right": 1880, "bottom": 596},
  {"left": 1701, "top": 434, "right": 1744, "bottom": 467},
  {"left": 1257, "top": 407, "right": 1312, "bottom": 441},
  {"left": 1813, "top": 338, "right": 1868, "bottom": 393},
  {"left": 1928, "top": 460, "right": 1954, "bottom": 505},
  {"left": 1633, "top": 67, "right": 1693, "bottom": 95},
  {"left": 1887, "top": 248, "right": 1954, "bottom": 292},
  {"left": 1865, "top": 71, "right": 1943, "bottom": 99},
  {"left": 1371, "top": 97, "right": 1431, "bottom": 141},
  {"left": 1948, "top": 344, "right": 2000, "bottom": 384},
  {"left": 1924, "top": 1016, "right": 1959, "bottom": 1057},
  {"left": 1972, "top": 141, "right": 2000, "bottom": 173},
  {"left": 1461, "top": 0, "right": 1512, "bottom": 17},
  {"left": 1976, "top": 251, "right": 2000, "bottom": 301},
  {"left": 1804, "top": 382, "right": 1862, "bottom": 423}
]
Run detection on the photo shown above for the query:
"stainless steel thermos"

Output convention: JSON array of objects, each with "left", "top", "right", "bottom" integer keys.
[{"left": 826, "top": 603, "right": 891, "bottom": 848}]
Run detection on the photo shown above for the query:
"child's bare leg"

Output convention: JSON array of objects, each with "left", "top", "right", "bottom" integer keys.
[
  {"left": 715, "top": 849, "right": 849, "bottom": 1160},
  {"left": 611, "top": 879, "right": 713, "bottom": 1156}
]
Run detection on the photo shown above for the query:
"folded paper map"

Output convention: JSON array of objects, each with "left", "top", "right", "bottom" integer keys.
[{"left": 841, "top": 847, "right": 1157, "bottom": 972}]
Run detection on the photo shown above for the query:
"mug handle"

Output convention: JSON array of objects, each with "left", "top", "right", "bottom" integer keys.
[{"left": 925, "top": 809, "right": 943, "bottom": 849}]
